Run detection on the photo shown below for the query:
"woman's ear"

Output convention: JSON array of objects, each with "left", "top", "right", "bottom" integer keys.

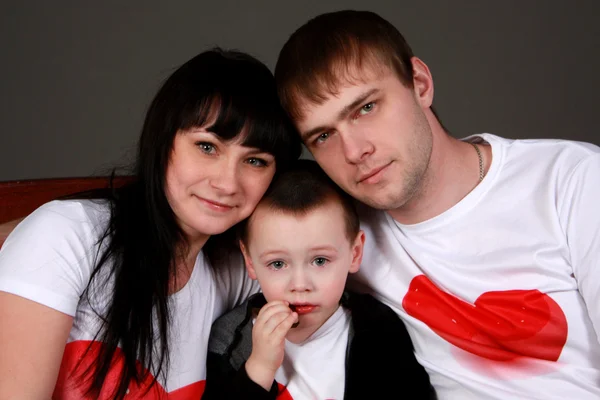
[
  {"left": 239, "top": 240, "right": 258, "bottom": 280},
  {"left": 348, "top": 230, "right": 365, "bottom": 274}
]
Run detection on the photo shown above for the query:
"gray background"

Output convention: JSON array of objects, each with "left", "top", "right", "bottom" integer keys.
[{"left": 1, "top": 1, "right": 598, "bottom": 181}]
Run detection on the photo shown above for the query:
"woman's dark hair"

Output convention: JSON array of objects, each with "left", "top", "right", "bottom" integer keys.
[{"left": 77, "top": 48, "right": 301, "bottom": 398}]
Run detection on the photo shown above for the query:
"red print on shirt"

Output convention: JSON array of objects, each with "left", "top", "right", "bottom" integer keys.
[
  {"left": 402, "top": 275, "right": 568, "bottom": 363},
  {"left": 52, "top": 341, "right": 205, "bottom": 399},
  {"left": 276, "top": 383, "right": 294, "bottom": 399},
  {"left": 275, "top": 384, "right": 337, "bottom": 400}
]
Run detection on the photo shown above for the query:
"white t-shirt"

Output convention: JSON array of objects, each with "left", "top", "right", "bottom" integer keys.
[
  {"left": 350, "top": 134, "right": 600, "bottom": 400},
  {"left": 274, "top": 306, "right": 350, "bottom": 400},
  {"left": 0, "top": 199, "right": 259, "bottom": 398}
]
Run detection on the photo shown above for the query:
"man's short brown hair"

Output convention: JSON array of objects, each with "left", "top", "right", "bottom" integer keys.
[{"left": 275, "top": 10, "right": 416, "bottom": 121}]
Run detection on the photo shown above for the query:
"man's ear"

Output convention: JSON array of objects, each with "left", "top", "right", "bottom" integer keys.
[
  {"left": 239, "top": 240, "right": 257, "bottom": 280},
  {"left": 411, "top": 56, "right": 434, "bottom": 109},
  {"left": 348, "top": 230, "right": 365, "bottom": 274}
]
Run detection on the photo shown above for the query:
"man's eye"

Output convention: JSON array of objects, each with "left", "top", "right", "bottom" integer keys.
[
  {"left": 315, "top": 132, "right": 330, "bottom": 144},
  {"left": 359, "top": 102, "right": 374, "bottom": 116}
]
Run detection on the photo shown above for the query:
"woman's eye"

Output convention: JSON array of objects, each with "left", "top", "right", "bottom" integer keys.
[
  {"left": 247, "top": 157, "right": 267, "bottom": 167},
  {"left": 269, "top": 261, "right": 286, "bottom": 270},
  {"left": 312, "top": 257, "right": 328, "bottom": 267},
  {"left": 197, "top": 142, "right": 216, "bottom": 154}
]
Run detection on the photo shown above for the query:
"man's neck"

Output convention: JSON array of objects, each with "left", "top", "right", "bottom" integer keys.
[{"left": 388, "top": 127, "right": 489, "bottom": 225}]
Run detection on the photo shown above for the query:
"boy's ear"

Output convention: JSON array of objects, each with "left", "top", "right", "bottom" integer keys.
[
  {"left": 348, "top": 230, "right": 365, "bottom": 274},
  {"left": 239, "top": 240, "right": 258, "bottom": 280}
]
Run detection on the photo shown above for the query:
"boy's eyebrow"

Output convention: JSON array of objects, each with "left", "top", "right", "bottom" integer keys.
[
  {"left": 258, "top": 250, "right": 287, "bottom": 260},
  {"left": 310, "top": 245, "right": 338, "bottom": 253},
  {"left": 300, "top": 88, "right": 380, "bottom": 141},
  {"left": 257, "top": 245, "right": 339, "bottom": 260}
]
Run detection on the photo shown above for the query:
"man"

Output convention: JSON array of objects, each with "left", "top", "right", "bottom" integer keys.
[{"left": 274, "top": 9, "right": 600, "bottom": 400}]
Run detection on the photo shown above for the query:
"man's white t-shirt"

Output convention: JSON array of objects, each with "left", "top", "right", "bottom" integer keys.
[
  {"left": 0, "top": 199, "right": 258, "bottom": 398},
  {"left": 351, "top": 134, "right": 600, "bottom": 399}
]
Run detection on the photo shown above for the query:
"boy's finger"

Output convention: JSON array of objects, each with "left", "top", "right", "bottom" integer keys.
[
  {"left": 271, "top": 312, "right": 298, "bottom": 340},
  {"left": 256, "top": 300, "right": 288, "bottom": 318},
  {"left": 255, "top": 302, "right": 291, "bottom": 323},
  {"left": 259, "top": 309, "right": 294, "bottom": 335}
]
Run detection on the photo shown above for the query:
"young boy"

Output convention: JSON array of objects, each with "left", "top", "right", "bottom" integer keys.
[{"left": 202, "top": 160, "right": 434, "bottom": 399}]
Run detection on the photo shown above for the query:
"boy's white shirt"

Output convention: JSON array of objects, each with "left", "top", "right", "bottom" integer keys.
[{"left": 251, "top": 305, "right": 350, "bottom": 399}]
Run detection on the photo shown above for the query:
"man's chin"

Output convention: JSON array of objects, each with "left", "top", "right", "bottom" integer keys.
[{"left": 358, "top": 194, "right": 407, "bottom": 211}]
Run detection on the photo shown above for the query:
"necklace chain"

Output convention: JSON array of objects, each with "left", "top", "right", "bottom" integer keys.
[{"left": 471, "top": 143, "right": 484, "bottom": 182}]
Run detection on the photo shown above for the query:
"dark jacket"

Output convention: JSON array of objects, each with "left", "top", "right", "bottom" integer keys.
[{"left": 202, "top": 291, "right": 436, "bottom": 399}]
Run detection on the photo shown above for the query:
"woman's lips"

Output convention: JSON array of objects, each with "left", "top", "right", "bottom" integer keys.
[{"left": 197, "top": 196, "right": 234, "bottom": 212}]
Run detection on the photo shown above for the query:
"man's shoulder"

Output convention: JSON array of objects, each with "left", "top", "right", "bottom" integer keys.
[{"left": 479, "top": 133, "right": 600, "bottom": 159}]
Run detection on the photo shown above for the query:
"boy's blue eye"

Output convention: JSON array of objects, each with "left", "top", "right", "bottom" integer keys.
[
  {"left": 313, "top": 257, "right": 328, "bottom": 267},
  {"left": 269, "top": 260, "right": 285, "bottom": 270}
]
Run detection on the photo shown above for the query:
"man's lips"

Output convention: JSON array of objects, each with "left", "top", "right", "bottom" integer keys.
[{"left": 357, "top": 162, "right": 392, "bottom": 184}]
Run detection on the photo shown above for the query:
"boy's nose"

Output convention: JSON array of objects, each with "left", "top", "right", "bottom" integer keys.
[{"left": 289, "top": 268, "right": 313, "bottom": 292}]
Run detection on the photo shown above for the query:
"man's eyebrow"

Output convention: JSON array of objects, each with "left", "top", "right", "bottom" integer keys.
[
  {"left": 301, "top": 125, "right": 328, "bottom": 142},
  {"left": 337, "top": 88, "right": 379, "bottom": 121},
  {"left": 300, "top": 88, "right": 380, "bottom": 141}
]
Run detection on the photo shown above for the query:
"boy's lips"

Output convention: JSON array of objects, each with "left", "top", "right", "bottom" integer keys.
[{"left": 290, "top": 304, "right": 317, "bottom": 315}]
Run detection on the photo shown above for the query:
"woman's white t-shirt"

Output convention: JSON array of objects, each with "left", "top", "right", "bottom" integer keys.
[{"left": 0, "top": 199, "right": 258, "bottom": 398}]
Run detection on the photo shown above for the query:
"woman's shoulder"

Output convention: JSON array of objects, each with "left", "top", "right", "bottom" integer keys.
[
  {"left": 3, "top": 199, "right": 110, "bottom": 249},
  {"left": 35, "top": 198, "right": 110, "bottom": 224},
  {"left": 0, "top": 199, "right": 113, "bottom": 316}
]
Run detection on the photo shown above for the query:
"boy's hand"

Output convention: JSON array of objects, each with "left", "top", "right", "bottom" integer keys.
[{"left": 245, "top": 300, "right": 298, "bottom": 391}]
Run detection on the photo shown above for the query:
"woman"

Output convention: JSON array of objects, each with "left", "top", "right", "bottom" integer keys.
[{"left": 0, "top": 48, "right": 301, "bottom": 399}]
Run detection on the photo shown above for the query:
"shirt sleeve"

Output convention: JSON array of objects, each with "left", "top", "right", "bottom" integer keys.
[
  {"left": 0, "top": 200, "right": 101, "bottom": 316},
  {"left": 204, "top": 300, "right": 277, "bottom": 400},
  {"left": 203, "top": 355, "right": 277, "bottom": 400},
  {"left": 559, "top": 153, "right": 600, "bottom": 342}
]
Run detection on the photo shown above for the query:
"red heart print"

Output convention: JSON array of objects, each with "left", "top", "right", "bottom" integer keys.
[
  {"left": 402, "top": 275, "right": 568, "bottom": 362},
  {"left": 52, "top": 340, "right": 205, "bottom": 399}
]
